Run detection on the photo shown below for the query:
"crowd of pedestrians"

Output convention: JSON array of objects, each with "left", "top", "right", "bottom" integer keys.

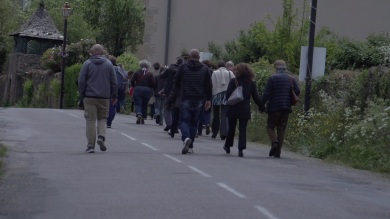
[{"left": 78, "top": 45, "right": 300, "bottom": 158}]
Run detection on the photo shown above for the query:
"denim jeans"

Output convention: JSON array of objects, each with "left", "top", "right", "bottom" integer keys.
[
  {"left": 180, "top": 100, "right": 203, "bottom": 144},
  {"left": 107, "top": 101, "right": 117, "bottom": 126},
  {"left": 197, "top": 106, "right": 211, "bottom": 134},
  {"left": 116, "top": 87, "right": 126, "bottom": 113},
  {"left": 133, "top": 86, "right": 152, "bottom": 119},
  {"left": 155, "top": 97, "right": 165, "bottom": 125}
]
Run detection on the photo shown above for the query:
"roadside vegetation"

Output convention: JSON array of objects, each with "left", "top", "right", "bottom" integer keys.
[{"left": 0, "top": 143, "right": 7, "bottom": 178}]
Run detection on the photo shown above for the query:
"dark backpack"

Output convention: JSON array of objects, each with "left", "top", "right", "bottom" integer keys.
[{"left": 115, "top": 66, "right": 128, "bottom": 89}]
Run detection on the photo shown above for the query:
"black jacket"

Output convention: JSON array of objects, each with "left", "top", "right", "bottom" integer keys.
[
  {"left": 226, "top": 77, "right": 265, "bottom": 119},
  {"left": 261, "top": 70, "right": 300, "bottom": 114},
  {"left": 160, "top": 64, "right": 179, "bottom": 97},
  {"left": 131, "top": 69, "right": 156, "bottom": 89},
  {"left": 174, "top": 60, "right": 212, "bottom": 101},
  {"left": 154, "top": 74, "right": 165, "bottom": 97}
]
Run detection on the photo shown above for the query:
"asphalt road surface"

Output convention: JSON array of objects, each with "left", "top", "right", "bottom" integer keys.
[{"left": 0, "top": 108, "right": 389, "bottom": 219}]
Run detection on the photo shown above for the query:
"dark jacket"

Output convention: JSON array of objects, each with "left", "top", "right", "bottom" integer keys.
[
  {"left": 261, "top": 70, "right": 300, "bottom": 114},
  {"left": 154, "top": 74, "right": 165, "bottom": 97},
  {"left": 174, "top": 60, "right": 212, "bottom": 101},
  {"left": 165, "top": 82, "right": 182, "bottom": 110},
  {"left": 78, "top": 55, "right": 118, "bottom": 99},
  {"left": 160, "top": 64, "right": 180, "bottom": 97},
  {"left": 131, "top": 69, "right": 156, "bottom": 89},
  {"left": 226, "top": 77, "right": 265, "bottom": 119}
]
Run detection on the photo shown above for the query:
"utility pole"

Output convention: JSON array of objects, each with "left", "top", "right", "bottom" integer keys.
[
  {"left": 164, "top": 0, "right": 172, "bottom": 66},
  {"left": 304, "top": 0, "right": 317, "bottom": 112}
]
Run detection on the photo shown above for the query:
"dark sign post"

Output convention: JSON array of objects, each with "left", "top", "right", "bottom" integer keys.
[
  {"left": 304, "top": 0, "right": 318, "bottom": 112},
  {"left": 60, "top": 2, "right": 71, "bottom": 109}
]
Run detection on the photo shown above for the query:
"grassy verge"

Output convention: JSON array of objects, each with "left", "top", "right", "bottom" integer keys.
[{"left": 0, "top": 143, "right": 7, "bottom": 178}]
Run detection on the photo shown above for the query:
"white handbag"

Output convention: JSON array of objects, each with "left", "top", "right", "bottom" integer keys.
[{"left": 227, "top": 79, "right": 244, "bottom": 106}]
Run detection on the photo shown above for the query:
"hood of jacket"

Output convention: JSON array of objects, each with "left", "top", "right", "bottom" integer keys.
[
  {"left": 89, "top": 55, "right": 108, "bottom": 65},
  {"left": 169, "top": 64, "right": 180, "bottom": 74},
  {"left": 185, "top": 60, "right": 204, "bottom": 71}
]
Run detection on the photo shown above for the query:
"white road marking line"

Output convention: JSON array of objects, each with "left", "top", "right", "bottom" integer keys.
[
  {"left": 188, "top": 166, "right": 211, "bottom": 177},
  {"left": 163, "top": 154, "right": 182, "bottom": 163},
  {"left": 217, "top": 183, "right": 246, "bottom": 199},
  {"left": 255, "top": 206, "right": 279, "bottom": 219},
  {"left": 121, "top": 133, "right": 136, "bottom": 140},
  {"left": 68, "top": 113, "right": 79, "bottom": 118},
  {"left": 141, "top": 143, "right": 158, "bottom": 151}
]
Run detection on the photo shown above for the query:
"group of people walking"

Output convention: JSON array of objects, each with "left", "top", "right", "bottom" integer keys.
[{"left": 78, "top": 44, "right": 300, "bottom": 158}]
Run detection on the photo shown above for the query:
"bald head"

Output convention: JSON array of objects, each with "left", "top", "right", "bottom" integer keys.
[
  {"left": 189, "top": 49, "right": 200, "bottom": 60},
  {"left": 226, "top": 61, "right": 234, "bottom": 69},
  {"left": 91, "top": 44, "right": 104, "bottom": 55}
]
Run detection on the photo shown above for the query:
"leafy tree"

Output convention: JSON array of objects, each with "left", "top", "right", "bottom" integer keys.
[{"left": 82, "top": 0, "right": 146, "bottom": 57}]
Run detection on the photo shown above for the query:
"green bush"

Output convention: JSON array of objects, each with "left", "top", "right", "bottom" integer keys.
[
  {"left": 64, "top": 64, "right": 83, "bottom": 108},
  {"left": 117, "top": 53, "right": 140, "bottom": 71},
  {"left": 33, "top": 83, "right": 48, "bottom": 108},
  {"left": 23, "top": 79, "right": 34, "bottom": 106},
  {"left": 50, "top": 78, "right": 61, "bottom": 102}
]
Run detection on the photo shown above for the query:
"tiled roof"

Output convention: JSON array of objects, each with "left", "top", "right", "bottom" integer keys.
[{"left": 10, "top": 1, "right": 63, "bottom": 41}]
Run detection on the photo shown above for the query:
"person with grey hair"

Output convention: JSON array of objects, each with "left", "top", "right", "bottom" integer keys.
[
  {"left": 78, "top": 44, "right": 118, "bottom": 153},
  {"left": 261, "top": 60, "right": 300, "bottom": 158},
  {"left": 131, "top": 60, "right": 156, "bottom": 124},
  {"left": 173, "top": 49, "right": 212, "bottom": 154},
  {"left": 226, "top": 61, "right": 235, "bottom": 75}
]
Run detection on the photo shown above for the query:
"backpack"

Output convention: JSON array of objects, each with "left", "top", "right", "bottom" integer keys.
[{"left": 115, "top": 66, "right": 128, "bottom": 90}]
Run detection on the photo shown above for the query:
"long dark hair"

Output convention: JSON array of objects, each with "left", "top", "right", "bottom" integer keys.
[{"left": 234, "top": 63, "right": 255, "bottom": 81}]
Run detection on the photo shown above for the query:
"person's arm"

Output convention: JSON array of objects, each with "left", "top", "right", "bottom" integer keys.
[
  {"left": 131, "top": 71, "right": 138, "bottom": 87},
  {"left": 78, "top": 62, "right": 88, "bottom": 99},
  {"left": 252, "top": 81, "right": 265, "bottom": 112},
  {"left": 225, "top": 78, "right": 236, "bottom": 100},
  {"left": 261, "top": 77, "right": 273, "bottom": 104},
  {"left": 293, "top": 78, "right": 300, "bottom": 96},
  {"left": 160, "top": 68, "right": 169, "bottom": 79},
  {"left": 174, "top": 65, "right": 185, "bottom": 88},
  {"left": 110, "top": 65, "right": 118, "bottom": 99}
]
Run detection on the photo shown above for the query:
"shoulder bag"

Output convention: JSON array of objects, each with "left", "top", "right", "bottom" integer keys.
[
  {"left": 227, "top": 78, "right": 244, "bottom": 106},
  {"left": 290, "top": 76, "right": 299, "bottom": 106}
]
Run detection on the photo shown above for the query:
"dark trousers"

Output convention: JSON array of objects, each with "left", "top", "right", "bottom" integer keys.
[
  {"left": 212, "top": 105, "right": 228, "bottom": 137},
  {"left": 131, "top": 101, "right": 134, "bottom": 112},
  {"left": 225, "top": 118, "right": 248, "bottom": 150},
  {"left": 116, "top": 88, "right": 125, "bottom": 113},
  {"left": 197, "top": 106, "right": 211, "bottom": 134},
  {"left": 267, "top": 110, "right": 290, "bottom": 155},
  {"left": 150, "top": 103, "right": 155, "bottom": 118},
  {"left": 179, "top": 100, "right": 203, "bottom": 145},
  {"left": 107, "top": 101, "right": 116, "bottom": 126},
  {"left": 170, "top": 107, "right": 180, "bottom": 137},
  {"left": 133, "top": 86, "right": 152, "bottom": 119}
]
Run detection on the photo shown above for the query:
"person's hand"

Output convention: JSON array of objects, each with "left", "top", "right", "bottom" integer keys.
[
  {"left": 111, "top": 98, "right": 117, "bottom": 105},
  {"left": 205, "top": 101, "right": 211, "bottom": 110},
  {"left": 164, "top": 65, "right": 169, "bottom": 69}
]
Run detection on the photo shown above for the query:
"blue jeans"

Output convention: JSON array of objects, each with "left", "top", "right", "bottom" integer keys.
[
  {"left": 180, "top": 100, "right": 203, "bottom": 145},
  {"left": 116, "top": 87, "right": 126, "bottom": 113},
  {"left": 197, "top": 105, "right": 211, "bottom": 134},
  {"left": 155, "top": 97, "right": 165, "bottom": 125},
  {"left": 133, "top": 86, "right": 152, "bottom": 119},
  {"left": 107, "top": 101, "right": 117, "bottom": 126}
]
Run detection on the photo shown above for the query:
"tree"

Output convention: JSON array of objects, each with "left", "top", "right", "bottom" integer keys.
[{"left": 82, "top": 0, "right": 146, "bottom": 57}]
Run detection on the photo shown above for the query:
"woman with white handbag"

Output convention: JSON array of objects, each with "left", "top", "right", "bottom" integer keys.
[{"left": 223, "top": 63, "right": 265, "bottom": 157}]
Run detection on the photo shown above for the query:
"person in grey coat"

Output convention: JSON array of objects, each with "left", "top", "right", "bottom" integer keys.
[{"left": 78, "top": 44, "right": 118, "bottom": 153}]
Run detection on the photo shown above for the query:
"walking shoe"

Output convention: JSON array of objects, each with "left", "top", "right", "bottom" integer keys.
[
  {"left": 120, "top": 106, "right": 125, "bottom": 114},
  {"left": 221, "top": 135, "right": 226, "bottom": 140},
  {"left": 182, "top": 138, "right": 192, "bottom": 154},
  {"left": 141, "top": 119, "right": 145, "bottom": 124},
  {"left": 153, "top": 114, "right": 157, "bottom": 120},
  {"left": 205, "top": 125, "right": 210, "bottom": 135},
  {"left": 274, "top": 154, "right": 281, "bottom": 158},
  {"left": 85, "top": 147, "right": 94, "bottom": 153},
  {"left": 211, "top": 134, "right": 216, "bottom": 139},
  {"left": 197, "top": 132, "right": 202, "bottom": 136},
  {"left": 175, "top": 129, "right": 179, "bottom": 134},
  {"left": 97, "top": 136, "right": 107, "bottom": 151},
  {"left": 159, "top": 123, "right": 163, "bottom": 126},
  {"left": 238, "top": 150, "right": 244, "bottom": 157},
  {"left": 164, "top": 125, "right": 171, "bottom": 131},
  {"left": 136, "top": 114, "right": 142, "bottom": 124},
  {"left": 188, "top": 148, "right": 194, "bottom": 153},
  {"left": 223, "top": 145, "right": 230, "bottom": 154},
  {"left": 195, "top": 135, "right": 198, "bottom": 138},
  {"left": 107, "top": 125, "right": 111, "bottom": 128},
  {"left": 269, "top": 142, "right": 279, "bottom": 157},
  {"left": 156, "top": 115, "right": 161, "bottom": 124}
]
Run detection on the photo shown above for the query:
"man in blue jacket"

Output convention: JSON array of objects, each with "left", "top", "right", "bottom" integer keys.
[
  {"left": 78, "top": 45, "right": 118, "bottom": 153},
  {"left": 261, "top": 60, "right": 300, "bottom": 158}
]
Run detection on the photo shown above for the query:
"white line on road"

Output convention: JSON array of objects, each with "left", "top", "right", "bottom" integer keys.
[
  {"left": 163, "top": 154, "right": 182, "bottom": 163},
  {"left": 121, "top": 133, "right": 136, "bottom": 140},
  {"left": 255, "top": 206, "right": 279, "bottom": 219},
  {"left": 188, "top": 166, "right": 211, "bottom": 177},
  {"left": 141, "top": 143, "right": 158, "bottom": 151},
  {"left": 68, "top": 113, "right": 79, "bottom": 118},
  {"left": 217, "top": 183, "right": 246, "bottom": 199}
]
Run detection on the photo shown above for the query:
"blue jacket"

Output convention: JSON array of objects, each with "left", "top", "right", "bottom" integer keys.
[{"left": 261, "top": 70, "right": 300, "bottom": 114}]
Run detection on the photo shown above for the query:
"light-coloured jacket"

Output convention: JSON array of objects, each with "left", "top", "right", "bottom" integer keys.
[{"left": 212, "top": 67, "right": 235, "bottom": 95}]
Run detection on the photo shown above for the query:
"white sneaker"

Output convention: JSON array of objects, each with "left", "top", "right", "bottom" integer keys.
[
  {"left": 188, "top": 148, "right": 194, "bottom": 153},
  {"left": 182, "top": 138, "right": 192, "bottom": 154}
]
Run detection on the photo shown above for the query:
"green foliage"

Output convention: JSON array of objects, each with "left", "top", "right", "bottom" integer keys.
[
  {"left": 23, "top": 79, "right": 34, "bottom": 105},
  {"left": 82, "top": 0, "right": 146, "bottom": 56},
  {"left": 117, "top": 53, "right": 140, "bottom": 71},
  {"left": 42, "top": 39, "right": 109, "bottom": 72},
  {"left": 64, "top": 64, "right": 83, "bottom": 108},
  {"left": 0, "top": 143, "right": 6, "bottom": 177},
  {"left": 50, "top": 78, "right": 61, "bottom": 102},
  {"left": 33, "top": 83, "right": 48, "bottom": 108},
  {"left": 0, "top": 0, "right": 27, "bottom": 67}
]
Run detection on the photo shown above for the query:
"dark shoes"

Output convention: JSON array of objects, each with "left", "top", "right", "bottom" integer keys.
[
  {"left": 107, "top": 125, "right": 111, "bottom": 128},
  {"left": 141, "top": 118, "right": 145, "bottom": 124},
  {"left": 85, "top": 147, "right": 94, "bottom": 153},
  {"left": 223, "top": 145, "right": 230, "bottom": 154},
  {"left": 97, "top": 136, "right": 107, "bottom": 151},
  {"left": 269, "top": 142, "right": 279, "bottom": 157},
  {"left": 205, "top": 125, "right": 210, "bottom": 135},
  {"left": 164, "top": 125, "right": 171, "bottom": 131},
  {"left": 211, "top": 135, "right": 216, "bottom": 139},
  {"left": 156, "top": 115, "right": 161, "bottom": 124},
  {"left": 221, "top": 135, "right": 226, "bottom": 140},
  {"left": 136, "top": 114, "right": 142, "bottom": 124},
  {"left": 238, "top": 150, "right": 243, "bottom": 157}
]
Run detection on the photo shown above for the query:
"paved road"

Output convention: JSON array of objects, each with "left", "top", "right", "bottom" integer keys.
[{"left": 0, "top": 108, "right": 389, "bottom": 219}]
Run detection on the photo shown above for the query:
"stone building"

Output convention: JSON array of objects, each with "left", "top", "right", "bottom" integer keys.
[
  {"left": 138, "top": 0, "right": 390, "bottom": 65},
  {"left": 3, "top": 0, "right": 63, "bottom": 103}
]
